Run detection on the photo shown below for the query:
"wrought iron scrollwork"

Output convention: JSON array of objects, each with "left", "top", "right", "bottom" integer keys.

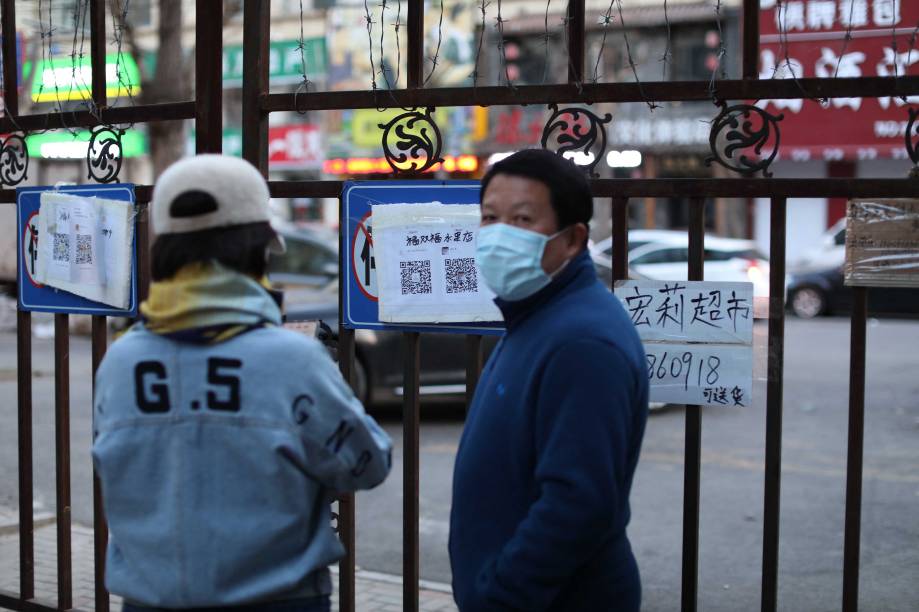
[
  {"left": 705, "top": 102, "right": 783, "bottom": 178},
  {"left": 87, "top": 126, "right": 124, "bottom": 183},
  {"left": 379, "top": 107, "right": 444, "bottom": 176},
  {"left": 905, "top": 107, "right": 919, "bottom": 177},
  {"left": 540, "top": 104, "right": 612, "bottom": 178},
  {"left": 0, "top": 133, "right": 29, "bottom": 187}
]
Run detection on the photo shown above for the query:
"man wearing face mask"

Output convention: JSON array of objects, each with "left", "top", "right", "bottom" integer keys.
[{"left": 449, "top": 148, "right": 649, "bottom": 612}]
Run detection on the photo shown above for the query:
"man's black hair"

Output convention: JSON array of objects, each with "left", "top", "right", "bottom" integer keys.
[
  {"left": 480, "top": 149, "right": 593, "bottom": 229},
  {"left": 151, "top": 221, "right": 275, "bottom": 281}
]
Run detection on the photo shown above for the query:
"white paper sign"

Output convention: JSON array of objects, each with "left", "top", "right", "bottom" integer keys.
[
  {"left": 372, "top": 203, "right": 502, "bottom": 324},
  {"left": 614, "top": 280, "right": 754, "bottom": 344},
  {"left": 615, "top": 280, "right": 755, "bottom": 407},
  {"left": 35, "top": 192, "right": 134, "bottom": 309},
  {"left": 644, "top": 343, "right": 753, "bottom": 407}
]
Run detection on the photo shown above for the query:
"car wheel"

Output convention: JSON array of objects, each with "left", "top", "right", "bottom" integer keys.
[{"left": 790, "top": 287, "right": 826, "bottom": 318}]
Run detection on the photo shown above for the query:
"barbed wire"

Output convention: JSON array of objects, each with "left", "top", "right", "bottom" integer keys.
[
  {"left": 109, "top": 0, "right": 138, "bottom": 128},
  {"left": 707, "top": 0, "right": 726, "bottom": 102},
  {"left": 614, "top": 0, "right": 657, "bottom": 110},
  {"left": 292, "top": 0, "right": 314, "bottom": 114},
  {"left": 495, "top": 0, "right": 514, "bottom": 88},
  {"left": 363, "top": 0, "right": 380, "bottom": 95},
  {"left": 834, "top": 0, "right": 857, "bottom": 79},
  {"left": 540, "top": 0, "right": 552, "bottom": 84},
  {"left": 660, "top": 0, "right": 672, "bottom": 80},
  {"left": 470, "top": 0, "right": 488, "bottom": 89},
  {"left": 591, "top": 0, "right": 616, "bottom": 84},
  {"left": 774, "top": 0, "right": 825, "bottom": 105},
  {"left": 422, "top": 0, "right": 445, "bottom": 87}
]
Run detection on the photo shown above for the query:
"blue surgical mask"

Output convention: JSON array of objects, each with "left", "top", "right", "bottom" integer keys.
[{"left": 475, "top": 223, "right": 568, "bottom": 301}]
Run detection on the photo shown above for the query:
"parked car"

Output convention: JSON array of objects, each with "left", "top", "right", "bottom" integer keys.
[
  {"left": 592, "top": 230, "right": 770, "bottom": 303},
  {"left": 268, "top": 224, "right": 339, "bottom": 306},
  {"left": 785, "top": 263, "right": 918, "bottom": 319}
]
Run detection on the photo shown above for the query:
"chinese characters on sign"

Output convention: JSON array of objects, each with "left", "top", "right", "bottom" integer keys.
[
  {"left": 758, "top": 0, "right": 919, "bottom": 161},
  {"left": 615, "top": 281, "right": 754, "bottom": 407}
]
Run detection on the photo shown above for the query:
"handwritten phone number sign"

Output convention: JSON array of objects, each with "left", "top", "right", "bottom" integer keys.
[{"left": 615, "top": 280, "right": 754, "bottom": 407}]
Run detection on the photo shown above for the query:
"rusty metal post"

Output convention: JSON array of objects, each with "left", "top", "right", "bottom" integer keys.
[
  {"left": 337, "top": 194, "right": 357, "bottom": 612},
  {"left": 742, "top": 0, "right": 761, "bottom": 80},
  {"left": 611, "top": 197, "right": 629, "bottom": 281},
  {"left": 16, "top": 308, "right": 34, "bottom": 600},
  {"left": 566, "top": 0, "right": 585, "bottom": 84},
  {"left": 195, "top": 0, "right": 223, "bottom": 154},
  {"left": 242, "top": 0, "right": 270, "bottom": 174},
  {"left": 842, "top": 286, "right": 868, "bottom": 612},
  {"left": 761, "top": 197, "right": 786, "bottom": 612},
  {"left": 1, "top": 0, "right": 19, "bottom": 118},
  {"left": 91, "top": 316, "right": 109, "bottom": 612},
  {"left": 403, "top": 332, "right": 421, "bottom": 612},
  {"left": 54, "top": 315, "right": 72, "bottom": 610},
  {"left": 465, "top": 336, "right": 484, "bottom": 411},
  {"left": 407, "top": 0, "right": 424, "bottom": 89},
  {"left": 681, "top": 197, "right": 705, "bottom": 612},
  {"left": 90, "top": 0, "right": 107, "bottom": 109}
]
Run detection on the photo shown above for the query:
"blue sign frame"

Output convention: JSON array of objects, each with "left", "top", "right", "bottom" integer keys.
[
  {"left": 17, "top": 184, "right": 138, "bottom": 317},
  {"left": 341, "top": 180, "right": 504, "bottom": 334}
]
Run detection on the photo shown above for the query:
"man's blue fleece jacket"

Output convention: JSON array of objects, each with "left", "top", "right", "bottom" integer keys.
[{"left": 449, "top": 249, "right": 649, "bottom": 612}]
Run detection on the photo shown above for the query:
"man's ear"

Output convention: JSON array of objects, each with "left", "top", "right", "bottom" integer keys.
[{"left": 567, "top": 222, "right": 590, "bottom": 253}]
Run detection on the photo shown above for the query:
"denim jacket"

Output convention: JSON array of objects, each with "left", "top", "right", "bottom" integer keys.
[{"left": 92, "top": 325, "right": 392, "bottom": 608}]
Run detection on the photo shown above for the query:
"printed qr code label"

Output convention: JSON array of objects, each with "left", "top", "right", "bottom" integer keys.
[
  {"left": 75, "top": 234, "right": 93, "bottom": 265},
  {"left": 400, "top": 260, "right": 432, "bottom": 295},
  {"left": 53, "top": 233, "right": 70, "bottom": 262},
  {"left": 445, "top": 257, "right": 478, "bottom": 294}
]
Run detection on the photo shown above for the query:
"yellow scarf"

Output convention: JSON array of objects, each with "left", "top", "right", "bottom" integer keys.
[{"left": 140, "top": 262, "right": 281, "bottom": 344}]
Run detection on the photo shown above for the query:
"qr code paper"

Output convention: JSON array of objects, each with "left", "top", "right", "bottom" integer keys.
[
  {"left": 53, "top": 233, "right": 70, "bottom": 262},
  {"left": 400, "top": 260, "right": 432, "bottom": 295},
  {"left": 445, "top": 258, "right": 478, "bottom": 294},
  {"left": 75, "top": 234, "right": 93, "bottom": 265}
]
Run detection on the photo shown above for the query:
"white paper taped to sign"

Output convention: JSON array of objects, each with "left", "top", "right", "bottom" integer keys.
[
  {"left": 372, "top": 203, "right": 502, "bottom": 323},
  {"left": 644, "top": 343, "right": 753, "bottom": 407},
  {"left": 615, "top": 280, "right": 755, "bottom": 407},
  {"left": 35, "top": 192, "right": 134, "bottom": 309},
  {"left": 614, "top": 280, "right": 753, "bottom": 344}
]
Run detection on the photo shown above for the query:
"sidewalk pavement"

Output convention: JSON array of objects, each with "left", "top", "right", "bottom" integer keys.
[{"left": 0, "top": 506, "right": 457, "bottom": 612}]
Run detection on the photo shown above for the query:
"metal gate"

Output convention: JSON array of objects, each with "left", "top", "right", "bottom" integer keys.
[{"left": 1, "top": 1, "right": 918, "bottom": 611}]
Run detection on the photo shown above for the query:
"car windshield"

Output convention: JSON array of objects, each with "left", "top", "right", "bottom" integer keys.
[
  {"left": 704, "top": 248, "right": 766, "bottom": 261},
  {"left": 602, "top": 240, "right": 651, "bottom": 257}
]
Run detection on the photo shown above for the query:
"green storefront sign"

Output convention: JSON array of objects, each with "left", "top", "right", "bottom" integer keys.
[
  {"left": 223, "top": 39, "right": 326, "bottom": 85},
  {"left": 26, "top": 130, "right": 147, "bottom": 159},
  {"left": 30, "top": 53, "right": 140, "bottom": 102}
]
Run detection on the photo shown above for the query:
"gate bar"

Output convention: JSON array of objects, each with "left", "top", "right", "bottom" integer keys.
[
  {"left": 403, "top": 332, "right": 422, "bottom": 612},
  {"left": 761, "top": 196, "right": 787, "bottom": 612},
  {"left": 566, "top": 0, "right": 585, "bottom": 84},
  {"left": 263, "top": 179, "right": 919, "bottom": 202},
  {"left": 16, "top": 309, "right": 34, "bottom": 600},
  {"left": 91, "top": 317, "right": 109, "bottom": 612},
  {"left": 1, "top": 0, "right": 18, "bottom": 116},
  {"left": 842, "top": 287, "right": 868, "bottom": 612},
  {"left": 90, "top": 0, "right": 107, "bottom": 108},
  {"left": 465, "top": 336, "right": 484, "bottom": 411},
  {"left": 0, "top": 103, "right": 197, "bottom": 133},
  {"left": 261, "top": 76, "right": 919, "bottom": 112},
  {"left": 681, "top": 198, "right": 705, "bottom": 612},
  {"left": 407, "top": 0, "right": 424, "bottom": 88},
  {"left": 611, "top": 198, "right": 629, "bottom": 282},
  {"left": 742, "top": 0, "right": 760, "bottom": 80},
  {"left": 241, "top": 0, "right": 270, "bottom": 173},
  {"left": 195, "top": 0, "right": 223, "bottom": 154},
  {"left": 54, "top": 315, "right": 72, "bottom": 610}
]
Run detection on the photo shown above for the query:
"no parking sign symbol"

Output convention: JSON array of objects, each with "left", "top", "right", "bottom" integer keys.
[{"left": 341, "top": 180, "right": 503, "bottom": 334}]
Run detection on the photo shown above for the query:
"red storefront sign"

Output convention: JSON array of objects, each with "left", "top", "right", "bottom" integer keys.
[
  {"left": 268, "top": 125, "right": 322, "bottom": 170},
  {"left": 759, "top": 0, "right": 919, "bottom": 161}
]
